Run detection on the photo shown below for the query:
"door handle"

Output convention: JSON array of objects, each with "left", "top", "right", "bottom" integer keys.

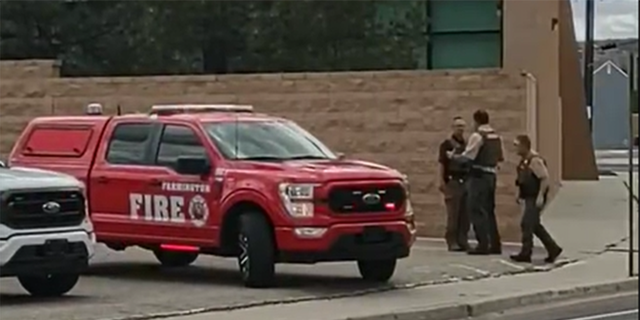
[
  {"left": 149, "top": 179, "right": 162, "bottom": 187},
  {"left": 95, "top": 176, "right": 109, "bottom": 184}
]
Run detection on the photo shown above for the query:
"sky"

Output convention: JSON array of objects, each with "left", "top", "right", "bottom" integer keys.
[{"left": 571, "top": 0, "right": 638, "bottom": 41}]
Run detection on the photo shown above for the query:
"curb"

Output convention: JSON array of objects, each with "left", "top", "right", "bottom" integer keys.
[{"left": 345, "top": 278, "right": 638, "bottom": 320}]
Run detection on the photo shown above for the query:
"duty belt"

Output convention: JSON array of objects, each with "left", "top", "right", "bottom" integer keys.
[{"left": 471, "top": 165, "right": 497, "bottom": 174}]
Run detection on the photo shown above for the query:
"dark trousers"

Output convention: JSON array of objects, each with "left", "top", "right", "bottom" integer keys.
[
  {"left": 444, "top": 179, "right": 470, "bottom": 249},
  {"left": 467, "top": 173, "right": 501, "bottom": 250},
  {"left": 519, "top": 198, "right": 560, "bottom": 256}
]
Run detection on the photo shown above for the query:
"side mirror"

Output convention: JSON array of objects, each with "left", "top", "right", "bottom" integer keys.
[
  {"left": 175, "top": 156, "right": 211, "bottom": 175},
  {"left": 336, "top": 152, "right": 346, "bottom": 160},
  {"left": 0, "top": 160, "right": 5, "bottom": 168}
]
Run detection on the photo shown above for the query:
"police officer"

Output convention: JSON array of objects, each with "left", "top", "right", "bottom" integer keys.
[
  {"left": 438, "top": 117, "right": 470, "bottom": 252},
  {"left": 449, "top": 110, "right": 503, "bottom": 255},
  {"left": 510, "top": 134, "right": 563, "bottom": 263}
]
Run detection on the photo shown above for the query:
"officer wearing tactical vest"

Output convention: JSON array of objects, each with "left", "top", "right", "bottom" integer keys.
[
  {"left": 438, "top": 117, "right": 470, "bottom": 252},
  {"left": 510, "top": 134, "right": 563, "bottom": 263},
  {"left": 448, "top": 110, "right": 503, "bottom": 255}
]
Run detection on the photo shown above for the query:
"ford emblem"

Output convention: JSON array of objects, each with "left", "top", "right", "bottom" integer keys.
[
  {"left": 42, "top": 201, "right": 61, "bottom": 214},
  {"left": 362, "top": 193, "right": 381, "bottom": 205}
]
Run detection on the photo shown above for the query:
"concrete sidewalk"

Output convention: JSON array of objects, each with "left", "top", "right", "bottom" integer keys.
[
  {"left": 543, "top": 176, "right": 635, "bottom": 257},
  {"left": 141, "top": 175, "right": 638, "bottom": 320},
  {"left": 163, "top": 253, "right": 636, "bottom": 320}
]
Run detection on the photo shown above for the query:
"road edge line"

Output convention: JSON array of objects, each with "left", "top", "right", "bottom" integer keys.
[
  {"left": 344, "top": 278, "right": 639, "bottom": 320},
  {"left": 467, "top": 278, "right": 639, "bottom": 317}
]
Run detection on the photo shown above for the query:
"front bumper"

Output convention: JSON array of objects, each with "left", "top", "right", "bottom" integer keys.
[
  {"left": 0, "top": 230, "right": 94, "bottom": 277},
  {"left": 275, "top": 221, "right": 415, "bottom": 263}
]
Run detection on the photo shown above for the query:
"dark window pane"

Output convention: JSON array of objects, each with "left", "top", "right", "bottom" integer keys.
[
  {"left": 106, "top": 123, "right": 152, "bottom": 165},
  {"left": 430, "top": 32, "right": 501, "bottom": 69},
  {"left": 156, "top": 125, "right": 207, "bottom": 167},
  {"left": 429, "top": 0, "right": 500, "bottom": 33}
]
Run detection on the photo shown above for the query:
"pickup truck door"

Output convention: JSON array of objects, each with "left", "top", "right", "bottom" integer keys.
[
  {"left": 89, "top": 120, "right": 163, "bottom": 243},
  {"left": 137, "top": 122, "right": 221, "bottom": 246}
]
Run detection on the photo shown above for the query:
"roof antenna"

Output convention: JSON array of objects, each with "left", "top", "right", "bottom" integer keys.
[{"left": 116, "top": 104, "right": 122, "bottom": 115}]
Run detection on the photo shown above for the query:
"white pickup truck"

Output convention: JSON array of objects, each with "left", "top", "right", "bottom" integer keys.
[{"left": 0, "top": 161, "right": 95, "bottom": 297}]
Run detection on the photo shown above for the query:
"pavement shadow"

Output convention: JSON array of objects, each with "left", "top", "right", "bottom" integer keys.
[
  {"left": 0, "top": 293, "right": 91, "bottom": 306},
  {"left": 85, "top": 262, "right": 383, "bottom": 293}
]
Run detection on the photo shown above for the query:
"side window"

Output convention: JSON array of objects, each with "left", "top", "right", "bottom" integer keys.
[
  {"left": 155, "top": 125, "right": 207, "bottom": 168},
  {"left": 106, "top": 123, "right": 152, "bottom": 165}
]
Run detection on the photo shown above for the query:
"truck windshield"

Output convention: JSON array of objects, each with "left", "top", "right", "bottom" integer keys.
[{"left": 204, "top": 121, "right": 337, "bottom": 161}]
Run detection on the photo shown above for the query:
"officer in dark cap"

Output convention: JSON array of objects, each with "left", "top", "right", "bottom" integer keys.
[
  {"left": 510, "top": 134, "right": 563, "bottom": 263},
  {"left": 448, "top": 110, "right": 503, "bottom": 255},
  {"left": 438, "top": 117, "right": 470, "bottom": 252}
]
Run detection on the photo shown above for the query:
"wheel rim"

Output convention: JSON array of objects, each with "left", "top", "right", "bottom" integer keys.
[{"left": 238, "top": 233, "right": 250, "bottom": 279}]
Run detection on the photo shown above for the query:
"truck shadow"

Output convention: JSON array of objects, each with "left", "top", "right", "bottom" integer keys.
[
  {"left": 85, "top": 262, "right": 386, "bottom": 293},
  {"left": 0, "top": 293, "right": 91, "bottom": 306}
]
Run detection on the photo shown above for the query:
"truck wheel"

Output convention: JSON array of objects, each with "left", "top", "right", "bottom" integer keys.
[
  {"left": 18, "top": 273, "right": 79, "bottom": 297},
  {"left": 357, "top": 259, "right": 397, "bottom": 282},
  {"left": 153, "top": 250, "right": 199, "bottom": 267},
  {"left": 237, "top": 212, "right": 276, "bottom": 288}
]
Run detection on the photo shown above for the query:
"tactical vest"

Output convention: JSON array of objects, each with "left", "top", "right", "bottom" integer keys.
[
  {"left": 474, "top": 130, "right": 503, "bottom": 168},
  {"left": 447, "top": 138, "right": 469, "bottom": 176},
  {"left": 516, "top": 155, "right": 546, "bottom": 198}
]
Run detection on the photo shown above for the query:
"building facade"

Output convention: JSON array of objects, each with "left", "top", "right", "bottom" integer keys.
[
  {"left": 0, "top": 0, "right": 597, "bottom": 240},
  {"left": 592, "top": 61, "right": 631, "bottom": 150}
]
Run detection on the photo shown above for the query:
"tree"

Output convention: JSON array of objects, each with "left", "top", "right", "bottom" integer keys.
[{"left": 0, "top": 0, "right": 428, "bottom": 76}]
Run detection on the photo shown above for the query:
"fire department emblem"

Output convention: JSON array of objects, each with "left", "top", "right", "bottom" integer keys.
[{"left": 188, "top": 195, "right": 209, "bottom": 227}]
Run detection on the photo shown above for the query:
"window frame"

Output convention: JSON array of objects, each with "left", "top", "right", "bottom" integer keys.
[
  {"left": 104, "top": 122, "right": 156, "bottom": 166},
  {"left": 152, "top": 123, "right": 211, "bottom": 170},
  {"left": 21, "top": 124, "right": 94, "bottom": 158}
]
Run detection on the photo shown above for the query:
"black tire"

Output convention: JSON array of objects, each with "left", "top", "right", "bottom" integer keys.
[
  {"left": 18, "top": 273, "right": 80, "bottom": 297},
  {"left": 153, "top": 250, "right": 199, "bottom": 267},
  {"left": 357, "top": 259, "right": 397, "bottom": 282},
  {"left": 238, "top": 212, "right": 276, "bottom": 288}
]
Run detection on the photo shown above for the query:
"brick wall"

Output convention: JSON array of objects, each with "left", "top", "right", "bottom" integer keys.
[{"left": 0, "top": 61, "right": 528, "bottom": 240}]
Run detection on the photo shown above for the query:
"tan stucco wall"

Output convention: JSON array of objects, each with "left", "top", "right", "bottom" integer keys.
[
  {"left": 502, "top": 0, "right": 598, "bottom": 183},
  {"left": 0, "top": 60, "right": 61, "bottom": 79},
  {"left": 0, "top": 65, "right": 529, "bottom": 240}
]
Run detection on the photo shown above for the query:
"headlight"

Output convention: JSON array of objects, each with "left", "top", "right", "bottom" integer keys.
[
  {"left": 279, "top": 183, "right": 316, "bottom": 218},
  {"left": 280, "top": 184, "right": 315, "bottom": 200}
]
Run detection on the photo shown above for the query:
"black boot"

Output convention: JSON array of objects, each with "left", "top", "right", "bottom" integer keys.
[
  {"left": 467, "top": 246, "right": 490, "bottom": 255},
  {"left": 509, "top": 254, "right": 532, "bottom": 263},
  {"left": 544, "top": 247, "right": 563, "bottom": 263}
]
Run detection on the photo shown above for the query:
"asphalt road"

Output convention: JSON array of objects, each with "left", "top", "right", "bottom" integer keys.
[
  {"left": 0, "top": 239, "right": 566, "bottom": 320},
  {"left": 468, "top": 292, "right": 639, "bottom": 320}
]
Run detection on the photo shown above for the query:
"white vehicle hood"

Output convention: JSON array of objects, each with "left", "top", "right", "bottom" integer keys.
[{"left": 0, "top": 167, "right": 84, "bottom": 192}]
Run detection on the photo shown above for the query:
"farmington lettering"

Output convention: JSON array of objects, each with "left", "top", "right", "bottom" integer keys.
[{"left": 161, "top": 182, "right": 211, "bottom": 193}]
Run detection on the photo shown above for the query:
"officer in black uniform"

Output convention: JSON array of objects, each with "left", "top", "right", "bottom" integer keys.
[
  {"left": 449, "top": 110, "right": 503, "bottom": 255},
  {"left": 510, "top": 134, "right": 563, "bottom": 263},
  {"left": 438, "top": 117, "right": 470, "bottom": 252}
]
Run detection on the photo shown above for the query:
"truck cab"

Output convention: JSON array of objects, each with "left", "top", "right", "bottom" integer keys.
[
  {"left": 0, "top": 163, "right": 94, "bottom": 297},
  {"left": 9, "top": 104, "right": 416, "bottom": 288}
]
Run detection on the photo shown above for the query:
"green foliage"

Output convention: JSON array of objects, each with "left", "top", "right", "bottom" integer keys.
[{"left": 0, "top": 0, "right": 428, "bottom": 76}]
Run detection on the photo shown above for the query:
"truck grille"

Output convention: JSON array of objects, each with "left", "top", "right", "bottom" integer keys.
[
  {"left": 0, "top": 190, "right": 85, "bottom": 229},
  {"left": 327, "top": 184, "right": 406, "bottom": 214}
]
